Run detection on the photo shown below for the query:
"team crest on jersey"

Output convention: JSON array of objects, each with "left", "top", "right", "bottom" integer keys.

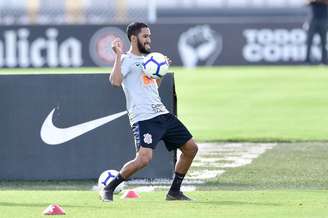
[{"left": 143, "top": 133, "right": 152, "bottom": 144}]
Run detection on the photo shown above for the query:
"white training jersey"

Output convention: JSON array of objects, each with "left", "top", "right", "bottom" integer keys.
[{"left": 119, "top": 52, "right": 169, "bottom": 125}]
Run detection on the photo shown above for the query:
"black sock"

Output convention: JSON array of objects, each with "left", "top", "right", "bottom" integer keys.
[
  {"left": 169, "top": 172, "right": 185, "bottom": 193},
  {"left": 104, "top": 173, "right": 125, "bottom": 191}
]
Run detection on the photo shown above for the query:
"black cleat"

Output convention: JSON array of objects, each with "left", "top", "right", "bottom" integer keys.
[
  {"left": 166, "top": 191, "right": 192, "bottom": 201},
  {"left": 100, "top": 189, "right": 114, "bottom": 202}
]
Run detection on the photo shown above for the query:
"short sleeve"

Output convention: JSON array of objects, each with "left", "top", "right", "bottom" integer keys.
[{"left": 121, "top": 55, "right": 130, "bottom": 77}]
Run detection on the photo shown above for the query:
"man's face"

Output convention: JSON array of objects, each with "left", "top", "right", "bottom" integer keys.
[{"left": 136, "top": 27, "right": 151, "bottom": 54}]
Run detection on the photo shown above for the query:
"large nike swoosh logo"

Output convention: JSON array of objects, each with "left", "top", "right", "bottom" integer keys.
[{"left": 40, "top": 109, "right": 127, "bottom": 145}]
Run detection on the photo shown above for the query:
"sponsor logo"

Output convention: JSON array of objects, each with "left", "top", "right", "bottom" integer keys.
[
  {"left": 151, "top": 104, "right": 166, "bottom": 113},
  {"left": 178, "top": 25, "right": 223, "bottom": 68},
  {"left": 142, "top": 74, "right": 155, "bottom": 85},
  {"left": 89, "top": 27, "right": 130, "bottom": 67},
  {"left": 243, "top": 28, "right": 328, "bottom": 62},
  {"left": 0, "top": 28, "right": 83, "bottom": 67},
  {"left": 40, "top": 108, "right": 127, "bottom": 145}
]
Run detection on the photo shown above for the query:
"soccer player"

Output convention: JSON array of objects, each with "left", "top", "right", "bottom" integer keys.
[
  {"left": 305, "top": 0, "right": 328, "bottom": 64},
  {"left": 100, "top": 22, "right": 198, "bottom": 202}
]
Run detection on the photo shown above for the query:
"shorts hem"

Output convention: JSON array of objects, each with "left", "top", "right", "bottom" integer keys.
[{"left": 166, "top": 136, "right": 193, "bottom": 151}]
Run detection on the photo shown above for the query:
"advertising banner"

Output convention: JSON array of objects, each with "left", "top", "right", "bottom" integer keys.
[
  {"left": 0, "top": 73, "right": 176, "bottom": 180},
  {"left": 0, "top": 22, "right": 325, "bottom": 67}
]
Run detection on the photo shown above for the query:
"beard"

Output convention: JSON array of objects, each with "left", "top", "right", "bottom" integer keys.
[{"left": 137, "top": 39, "right": 151, "bottom": 54}]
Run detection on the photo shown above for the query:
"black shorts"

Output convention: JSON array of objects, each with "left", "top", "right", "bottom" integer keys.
[{"left": 131, "top": 113, "right": 192, "bottom": 151}]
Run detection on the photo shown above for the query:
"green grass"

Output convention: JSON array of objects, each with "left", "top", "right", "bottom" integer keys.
[
  {"left": 0, "top": 141, "right": 327, "bottom": 217},
  {"left": 0, "top": 190, "right": 327, "bottom": 218},
  {"left": 1, "top": 66, "right": 327, "bottom": 141},
  {"left": 210, "top": 142, "right": 328, "bottom": 190},
  {"left": 173, "top": 66, "right": 328, "bottom": 142},
  {"left": 1, "top": 142, "right": 327, "bottom": 218}
]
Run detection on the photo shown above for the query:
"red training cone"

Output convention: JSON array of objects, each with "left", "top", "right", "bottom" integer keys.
[
  {"left": 43, "top": 204, "right": 65, "bottom": 215},
  {"left": 121, "top": 190, "right": 140, "bottom": 199}
]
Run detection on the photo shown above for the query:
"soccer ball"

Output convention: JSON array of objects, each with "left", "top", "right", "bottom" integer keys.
[
  {"left": 143, "top": 52, "right": 169, "bottom": 79},
  {"left": 98, "top": 169, "right": 125, "bottom": 194}
]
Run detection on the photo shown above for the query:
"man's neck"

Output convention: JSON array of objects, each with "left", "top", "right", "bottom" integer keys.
[{"left": 129, "top": 47, "right": 142, "bottom": 56}]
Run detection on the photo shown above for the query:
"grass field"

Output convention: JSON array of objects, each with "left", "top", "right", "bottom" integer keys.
[
  {"left": 1, "top": 190, "right": 327, "bottom": 218},
  {"left": 1, "top": 142, "right": 327, "bottom": 217},
  {"left": 173, "top": 66, "right": 328, "bottom": 142},
  {"left": 211, "top": 142, "right": 328, "bottom": 190},
  {"left": 0, "top": 66, "right": 327, "bottom": 217}
]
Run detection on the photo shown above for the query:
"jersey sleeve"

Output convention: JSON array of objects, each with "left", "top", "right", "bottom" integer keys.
[{"left": 120, "top": 55, "right": 130, "bottom": 77}]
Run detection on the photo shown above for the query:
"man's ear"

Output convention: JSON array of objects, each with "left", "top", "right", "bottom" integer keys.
[{"left": 131, "top": 35, "right": 137, "bottom": 42}]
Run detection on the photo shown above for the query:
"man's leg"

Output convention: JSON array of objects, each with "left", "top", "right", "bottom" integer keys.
[
  {"left": 120, "top": 147, "right": 153, "bottom": 178},
  {"left": 305, "top": 21, "right": 316, "bottom": 63},
  {"left": 175, "top": 139, "right": 198, "bottom": 174},
  {"left": 101, "top": 147, "right": 153, "bottom": 202},
  {"left": 167, "top": 139, "right": 198, "bottom": 200},
  {"left": 318, "top": 24, "right": 327, "bottom": 64}
]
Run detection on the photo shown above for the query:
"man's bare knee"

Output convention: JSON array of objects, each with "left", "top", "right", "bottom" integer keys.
[
  {"left": 181, "top": 140, "right": 198, "bottom": 158},
  {"left": 136, "top": 155, "right": 152, "bottom": 168},
  {"left": 188, "top": 143, "right": 198, "bottom": 158}
]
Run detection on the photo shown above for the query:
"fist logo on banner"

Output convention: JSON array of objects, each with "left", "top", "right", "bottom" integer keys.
[{"left": 178, "top": 25, "right": 222, "bottom": 68}]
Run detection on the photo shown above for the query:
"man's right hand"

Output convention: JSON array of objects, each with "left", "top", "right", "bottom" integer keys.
[{"left": 112, "top": 38, "right": 123, "bottom": 55}]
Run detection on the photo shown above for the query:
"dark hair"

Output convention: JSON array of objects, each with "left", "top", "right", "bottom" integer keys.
[{"left": 126, "top": 22, "right": 148, "bottom": 41}]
